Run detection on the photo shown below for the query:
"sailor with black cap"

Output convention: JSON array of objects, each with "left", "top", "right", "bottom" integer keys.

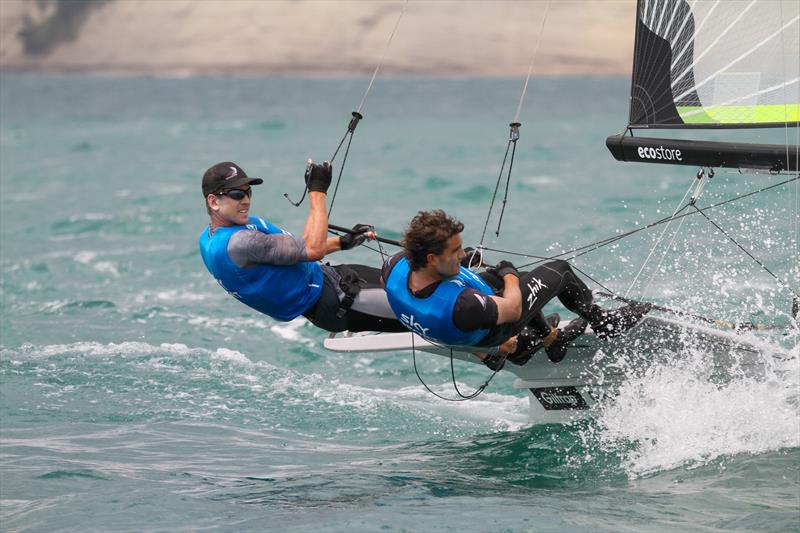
[{"left": 199, "top": 160, "right": 406, "bottom": 333}]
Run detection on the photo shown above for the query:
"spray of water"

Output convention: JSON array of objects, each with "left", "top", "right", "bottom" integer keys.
[{"left": 589, "top": 333, "right": 799, "bottom": 478}]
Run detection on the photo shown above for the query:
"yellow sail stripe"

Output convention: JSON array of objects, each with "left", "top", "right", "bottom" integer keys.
[{"left": 677, "top": 104, "right": 800, "bottom": 125}]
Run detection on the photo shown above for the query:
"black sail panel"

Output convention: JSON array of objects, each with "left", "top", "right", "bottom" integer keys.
[
  {"left": 626, "top": 0, "right": 799, "bottom": 129},
  {"left": 630, "top": 4, "right": 699, "bottom": 127}
]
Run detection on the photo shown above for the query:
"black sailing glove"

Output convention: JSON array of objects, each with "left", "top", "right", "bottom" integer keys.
[
  {"left": 305, "top": 160, "right": 333, "bottom": 193},
  {"left": 489, "top": 260, "right": 519, "bottom": 279},
  {"left": 461, "top": 247, "right": 485, "bottom": 268},
  {"left": 339, "top": 223, "right": 372, "bottom": 251},
  {"left": 482, "top": 352, "right": 506, "bottom": 372}
]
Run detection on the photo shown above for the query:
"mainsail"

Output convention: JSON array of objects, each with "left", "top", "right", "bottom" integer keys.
[{"left": 607, "top": 0, "right": 799, "bottom": 171}]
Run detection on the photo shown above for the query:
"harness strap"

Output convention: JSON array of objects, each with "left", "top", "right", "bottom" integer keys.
[{"left": 335, "top": 267, "right": 362, "bottom": 318}]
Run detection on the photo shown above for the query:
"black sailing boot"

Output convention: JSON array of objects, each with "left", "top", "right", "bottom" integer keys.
[
  {"left": 507, "top": 314, "right": 560, "bottom": 366},
  {"left": 544, "top": 318, "right": 589, "bottom": 363},
  {"left": 589, "top": 301, "right": 653, "bottom": 340}
]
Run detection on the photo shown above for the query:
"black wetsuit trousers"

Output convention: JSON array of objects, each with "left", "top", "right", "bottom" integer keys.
[
  {"left": 302, "top": 264, "right": 407, "bottom": 333},
  {"left": 477, "top": 260, "right": 596, "bottom": 347}
]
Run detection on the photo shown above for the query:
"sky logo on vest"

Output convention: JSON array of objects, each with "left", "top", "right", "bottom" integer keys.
[
  {"left": 400, "top": 313, "right": 430, "bottom": 338},
  {"left": 216, "top": 278, "right": 241, "bottom": 299}
]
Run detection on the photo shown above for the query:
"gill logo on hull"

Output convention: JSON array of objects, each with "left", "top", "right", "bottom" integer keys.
[{"left": 539, "top": 391, "right": 579, "bottom": 407}]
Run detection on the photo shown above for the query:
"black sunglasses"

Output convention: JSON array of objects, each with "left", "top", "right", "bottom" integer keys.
[{"left": 216, "top": 188, "right": 252, "bottom": 200}]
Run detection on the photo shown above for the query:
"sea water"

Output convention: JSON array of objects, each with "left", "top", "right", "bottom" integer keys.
[{"left": 1, "top": 74, "right": 798, "bottom": 532}]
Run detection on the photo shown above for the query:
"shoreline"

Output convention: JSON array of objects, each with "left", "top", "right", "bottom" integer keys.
[{"left": 0, "top": 66, "right": 631, "bottom": 79}]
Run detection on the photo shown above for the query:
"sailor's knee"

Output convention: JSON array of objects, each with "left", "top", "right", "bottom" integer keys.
[{"left": 545, "top": 259, "right": 571, "bottom": 273}]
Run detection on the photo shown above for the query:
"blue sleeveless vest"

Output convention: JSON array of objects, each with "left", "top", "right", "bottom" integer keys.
[
  {"left": 384, "top": 257, "right": 494, "bottom": 346},
  {"left": 198, "top": 216, "right": 323, "bottom": 321}
]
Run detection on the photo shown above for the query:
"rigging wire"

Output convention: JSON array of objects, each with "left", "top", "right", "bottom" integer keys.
[
  {"left": 479, "top": 129, "right": 516, "bottom": 246},
  {"left": 779, "top": 0, "right": 800, "bottom": 334},
  {"left": 327, "top": 0, "right": 409, "bottom": 217},
  {"left": 624, "top": 174, "right": 696, "bottom": 299},
  {"left": 504, "top": 174, "right": 800, "bottom": 270},
  {"left": 476, "top": 174, "right": 800, "bottom": 326},
  {"left": 355, "top": 1, "right": 408, "bottom": 116},
  {"left": 335, "top": 175, "right": 800, "bottom": 366},
  {"left": 478, "top": 1, "right": 550, "bottom": 246},
  {"left": 636, "top": 179, "right": 697, "bottom": 299},
  {"left": 345, "top": 174, "right": 800, "bottom": 280},
  {"left": 690, "top": 203, "right": 800, "bottom": 301},
  {"left": 333, "top": 171, "right": 799, "bottom": 330},
  {"left": 283, "top": 1, "right": 408, "bottom": 213},
  {"left": 513, "top": 1, "right": 550, "bottom": 126},
  {"left": 326, "top": 117, "right": 361, "bottom": 217},
  {"left": 593, "top": 289, "right": 787, "bottom": 331}
]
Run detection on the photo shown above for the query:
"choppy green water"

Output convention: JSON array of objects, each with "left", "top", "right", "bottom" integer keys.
[{"left": 1, "top": 75, "right": 798, "bottom": 532}]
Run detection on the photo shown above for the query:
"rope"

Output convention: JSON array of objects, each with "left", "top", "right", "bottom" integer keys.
[
  {"left": 495, "top": 136, "right": 519, "bottom": 237},
  {"left": 326, "top": 126, "right": 357, "bottom": 217},
  {"left": 374, "top": 232, "right": 389, "bottom": 262},
  {"left": 637, "top": 199, "right": 692, "bottom": 299},
  {"left": 327, "top": 222, "right": 399, "bottom": 262},
  {"left": 780, "top": 0, "right": 800, "bottom": 337},
  {"left": 625, "top": 175, "right": 696, "bottom": 298},
  {"left": 513, "top": 1, "right": 550, "bottom": 124},
  {"left": 328, "top": 1, "right": 408, "bottom": 215},
  {"left": 411, "top": 333, "right": 499, "bottom": 402},
  {"left": 691, "top": 204, "right": 800, "bottom": 300},
  {"left": 356, "top": 1, "right": 408, "bottom": 114},
  {"left": 480, "top": 137, "right": 513, "bottom": 246},
  {"left": 593, "top": 290, "right": 787, "bottom": 331},
  {"left": 497, "top": 175, "right": 800, "bottom": 270},
  {"left": 479, "top": 3, "right": 550, "bottom": 244},
  {"left": 565, "top": 261, "right": 615, "bottom": 295}
]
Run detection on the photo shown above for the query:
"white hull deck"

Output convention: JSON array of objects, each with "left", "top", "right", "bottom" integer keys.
[{"left": 324, "top": 315, "right": 791, "bottom": 424}]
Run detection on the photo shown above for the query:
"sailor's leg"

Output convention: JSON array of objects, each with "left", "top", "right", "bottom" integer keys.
[
  {"left": 524, "top": 311, "right": 552, "bottom": 338},
  {"left": 513, "top": 261, "right": 592, "bottom": 362},
  {"left": 302, "top": 270, "right": 349, "bottom": 332},
  {"left": 533, "top": 260, "right": 596, "bottom": 317},
  {"left": 344, "top": 309, "right": 408, "bottom": 333},
  {"left": 530, "top": 260, "right": 651, "bottom": 339},
  {"left": 516, "top": 262, "right": 579, "bottom": 336}
]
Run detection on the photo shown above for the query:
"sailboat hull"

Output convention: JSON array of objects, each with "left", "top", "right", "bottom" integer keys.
[
  {"left": 324, "top": 315, "right": 789, "bottom": 425},
  {"left": 516, "top": 315, "right": 785, "bottom": 423}
]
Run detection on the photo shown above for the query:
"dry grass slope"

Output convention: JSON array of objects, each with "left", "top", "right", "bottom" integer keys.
[{"left": 0, "top": 0, "right": 635, "bottom": 76}]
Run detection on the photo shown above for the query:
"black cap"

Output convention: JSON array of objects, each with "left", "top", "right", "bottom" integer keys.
[{"left": 202, "top": 162, "right": 264, "bottom": 196}]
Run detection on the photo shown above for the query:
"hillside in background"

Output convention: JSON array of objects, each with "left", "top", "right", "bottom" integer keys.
[{"left": 0, "top": 0, "right": 635, "bottom": 76}]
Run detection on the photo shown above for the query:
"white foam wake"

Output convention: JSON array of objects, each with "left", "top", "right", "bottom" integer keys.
[
  {"left": 595, "top": 345, "right": 800, "bottom": 478},
  {"left": 1, "top": 341, "right": 251, "bottom": 364}
]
